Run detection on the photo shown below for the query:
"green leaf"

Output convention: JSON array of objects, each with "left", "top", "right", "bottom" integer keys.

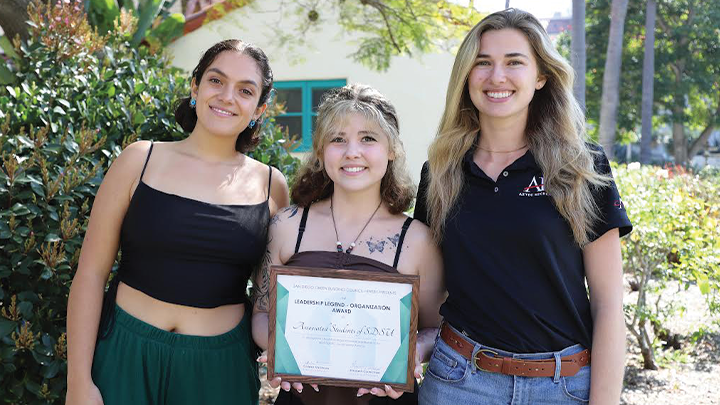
[
  {"left": 0, "top": 35, "right": 20, "bottom": 61},
  {"left": 131, "top": 0, "right": 167, "bottom": 47},
  {"left": 10, "top": 203, "right": 31, "bottom": 216},
  {"left": 134, "top": 82, "right": 146, "bottom": 94},
  {"left": 148, "top": 13, "right": 185, "bottom": 46},
  {"left": 40, "top": 268, "right": 53, "bottom": 280},
  {"left": 133, "top": 112, "right": 147, "bottom": 125},
  {"left": 53, "top": 106, "right": 66, "bottom": 115},
  {"left": 42, "top": 360, "right": 60, "bottom": 379},
  {"left": 0, "top": 61, "right": 15, "bottom": 85},
  {"left": 6, "top": 85, "right": 16, "bottom": 98},
  {"left": 24, "top": 380, "right": 40, "bottom": 396},
  {"left": 44, "top": 233, "right": 61, "bottom": 242},
  {"left": 0, "top": 318, "right": 16, "bottom": 339},
  {"left": 89, "top": 0, "right": 121, "bottom": 33},
  {"left": 29, "top": 181, "right": 45, "bottom": 198},
  {"left": 18, "top": 301, "right": 33, "bottom": 319},
  {"left": 697, "top": 273, "right": 710, "bottom": 295}
]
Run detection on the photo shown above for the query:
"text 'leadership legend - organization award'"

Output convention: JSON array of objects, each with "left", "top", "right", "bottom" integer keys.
[{"left": 267, "top": 266, "right": 419, "bottom": 392}]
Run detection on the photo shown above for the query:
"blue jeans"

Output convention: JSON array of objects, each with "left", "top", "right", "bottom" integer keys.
[{"left": 419, "top": 324, "right": 591, "bottom": 405}]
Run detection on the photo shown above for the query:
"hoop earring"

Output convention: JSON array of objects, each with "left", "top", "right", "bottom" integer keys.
[{"left": 189, "top": 98, "right": 196, "bottom": 108}]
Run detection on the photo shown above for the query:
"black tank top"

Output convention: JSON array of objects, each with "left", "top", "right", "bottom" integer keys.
[
  {"left": 275, "top": 205, "right": 418, "bottom": 405},
  {"left": 117, "top": 142, "right": 271, "bottom": 308}
]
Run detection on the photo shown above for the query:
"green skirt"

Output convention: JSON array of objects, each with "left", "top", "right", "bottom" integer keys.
[{"left": 91, "top": 304, "right": 259, "bottom": 405}]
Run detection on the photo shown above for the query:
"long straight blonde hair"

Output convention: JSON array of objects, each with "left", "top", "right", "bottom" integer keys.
[{"left": 427, "top": 8, "right": 610, "bottom": 246}]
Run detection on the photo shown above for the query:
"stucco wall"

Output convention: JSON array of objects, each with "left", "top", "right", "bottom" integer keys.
[{"left": 166, "top": 1, "right": 455, "bottom": 183}]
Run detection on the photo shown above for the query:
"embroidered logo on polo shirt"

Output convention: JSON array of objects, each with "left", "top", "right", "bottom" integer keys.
[{"left": 519, "top": 176, "right": 548, "bottom": 197}]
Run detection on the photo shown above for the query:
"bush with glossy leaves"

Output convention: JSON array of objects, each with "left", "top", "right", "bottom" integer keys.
[{"left": 0, "top": 2, "right": 298, "bottom": 403}]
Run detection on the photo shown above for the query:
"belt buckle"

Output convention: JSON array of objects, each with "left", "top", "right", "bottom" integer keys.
[{"left": 474, "top": 348, "right": 499, "bottom": 372}]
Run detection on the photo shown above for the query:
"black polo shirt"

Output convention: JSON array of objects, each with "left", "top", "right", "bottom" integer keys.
[{"left": 414, "top": 146, "right": 632, "bottom": 353}]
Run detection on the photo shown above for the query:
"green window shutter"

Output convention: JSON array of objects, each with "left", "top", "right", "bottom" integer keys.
[{"left": 274, "top": 79, "right": 347, "bottom": 152}]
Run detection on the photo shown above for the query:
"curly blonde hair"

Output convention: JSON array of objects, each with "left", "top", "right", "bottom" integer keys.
[{"left": 291, "top": 84, "right": 415, "bottom": 214}]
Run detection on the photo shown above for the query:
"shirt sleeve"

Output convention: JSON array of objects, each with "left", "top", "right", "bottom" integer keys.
[
  {"left": 589, "top": 146, "right": 633, "bottom": 242},
  {"left": 413, "top": 161, "right": 430, "bottom": 225}
]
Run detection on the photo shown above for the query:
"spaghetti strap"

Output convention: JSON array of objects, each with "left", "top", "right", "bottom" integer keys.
[
  {"left": 139, "top": 141, "right": 154, "bottom": 181},
  {"left": 392, "top": 217, "right": 414, "bottom": 269},
  {"left": 266, "top": 165, "right": 273, "bottom": 201},
  {"left": 294, "top": 205, "right": 311, "bottom": 254}
]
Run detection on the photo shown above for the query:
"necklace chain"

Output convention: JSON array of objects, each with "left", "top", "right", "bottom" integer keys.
[
  {"left": 477, "top": 144, "right": 528, "bottom": 153},
  {"left": 330, "top": 196, "right": 382, "bottom": 254}
]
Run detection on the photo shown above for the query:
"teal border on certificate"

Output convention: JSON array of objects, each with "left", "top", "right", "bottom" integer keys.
[
  {"left": 274, "top": 281, "right": 301, "bottom": 375},
  {"left": 380, "top": 291, "right": 412, "bottom": 384}
]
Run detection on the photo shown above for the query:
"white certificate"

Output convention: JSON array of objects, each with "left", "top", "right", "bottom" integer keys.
[{"left": 268, "top": 266, "right": 419, "bottom": 392}]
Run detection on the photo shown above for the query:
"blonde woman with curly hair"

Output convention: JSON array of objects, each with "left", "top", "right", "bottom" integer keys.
[
  {"left": 413, "top": 9, "right": 632, "bottom": 405},
  {"left": 253, "top": 84, "right": 445, "bottom": 405}
]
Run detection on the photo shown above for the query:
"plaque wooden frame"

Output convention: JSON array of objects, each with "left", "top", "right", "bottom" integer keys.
[{"left": 267, "top": 265, "right": 420, "bottom": 393}]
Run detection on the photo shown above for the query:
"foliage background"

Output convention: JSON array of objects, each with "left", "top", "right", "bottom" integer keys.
[
  {"left": 0, "top": 3, "right": 298, "bottom": 403},
  {"left": 615, "top": 163, "right": 720, "bottom": 370}
]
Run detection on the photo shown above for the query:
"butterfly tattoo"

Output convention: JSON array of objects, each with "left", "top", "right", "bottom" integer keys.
[{"left": 366, "top": 237, "right": 387, "bottom": 253}]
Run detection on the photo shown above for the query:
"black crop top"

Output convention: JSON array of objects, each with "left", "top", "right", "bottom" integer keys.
[{"left": 116, "top": 142, "right": 271, "bottom": 308}]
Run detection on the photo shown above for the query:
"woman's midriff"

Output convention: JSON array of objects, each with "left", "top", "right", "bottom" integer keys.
[{"left": 115, "top": 282, "right": 245, "bottom": 336}]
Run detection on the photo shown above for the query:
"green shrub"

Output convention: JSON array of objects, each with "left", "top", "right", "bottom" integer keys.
[
  {"left": 616, "top": 163, "right": 720, "bottom": 370},
  {"left": 0, "top": 3, "right": 299, "bottom": 403}
]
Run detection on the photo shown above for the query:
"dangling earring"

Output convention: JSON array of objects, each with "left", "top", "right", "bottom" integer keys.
[
  {"left": 248, "top": 119, "right": 256, "bottom": 128},
  {"left": 189, "top": 98, "right": 196, "bottom": 108}
]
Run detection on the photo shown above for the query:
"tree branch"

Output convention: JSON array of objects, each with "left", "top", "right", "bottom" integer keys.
[
  {"left": 361, "top": 0, "right": 404, "bottom": 54},
  {"left": 689, "top": 91, "right": 720, "bottom": 157}
]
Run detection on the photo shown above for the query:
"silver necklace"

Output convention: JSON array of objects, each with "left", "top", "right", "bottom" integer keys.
[{"left": 330, "top": 196, "right": 382, "bottom": 254}]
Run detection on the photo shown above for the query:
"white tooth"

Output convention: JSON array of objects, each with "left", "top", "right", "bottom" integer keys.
[
  {"left": 344, "top": 167, "right": 364, "bottom": 172},
  {"left": 488, "top": 91, "right": 512, "bottom": 99},
  {"left": 212, "top": 107, "right": 232, "bottom": 116}
]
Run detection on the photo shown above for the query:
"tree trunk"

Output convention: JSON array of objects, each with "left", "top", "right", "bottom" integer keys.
[
  {"left": 640, "top": 0, "right": 656, "bottom": 164},
  {"left": 672, "top": 118, "right": 687, "bottom": 164},
  {"left": 0, "top": 0, "right": 31, "bottom": 43},
  {"left": 638, "top": 319, "right": 659, "bottom": 370},
  {"left": 598, "top": 0, "right": 630, "bottom": 160},
  {"left": 571, "top": 0, "right": 586, "bottom": 111},
  {"left": 688, "top": 92, "right": 720, "bottom": 158}
]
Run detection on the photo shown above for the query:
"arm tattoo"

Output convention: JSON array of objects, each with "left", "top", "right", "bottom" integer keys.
[
  {"left": 270, "top": 215, "right": 281, "bottom": 226},
  {"left": 252, "top": 237, "right": 272, "bottom": 312},
  {"left": 281, "top": 204, "right": 299, "bottom": 219}
]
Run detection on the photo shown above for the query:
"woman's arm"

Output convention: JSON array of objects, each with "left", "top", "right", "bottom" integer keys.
[
  {"left": 65, "top": 141, "right": 150, "bottom": 404},
  {"left": 415, "top": 223, "right": 445, "bottom": 364},
  {"left": 251, "top": 206, "right": 314, "bottom": 393},
  {"left": 251, "top": 166, "right": 288, "bottom": 347},
  {"left": 584, "top": 228, "right": 625, "bottom": 405},
  {"left": 268, "top": 166, "right": 290, "bottom": 217},
  {"left": 250, "top": 209, "right": 286, "bottom": 350}
]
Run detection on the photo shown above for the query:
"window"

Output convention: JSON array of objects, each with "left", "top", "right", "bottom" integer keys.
[{"left": 274, "top": 79, "right": 347, "bottom": 152}]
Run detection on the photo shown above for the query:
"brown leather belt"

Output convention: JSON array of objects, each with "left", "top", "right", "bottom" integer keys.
[{"left": 439, "top": 323, "right": 590, "bottom": 377}]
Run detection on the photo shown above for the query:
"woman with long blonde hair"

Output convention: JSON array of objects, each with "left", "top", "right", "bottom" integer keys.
[{"left": 414, "top": 9, "right": 632, "bottom": 404}]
